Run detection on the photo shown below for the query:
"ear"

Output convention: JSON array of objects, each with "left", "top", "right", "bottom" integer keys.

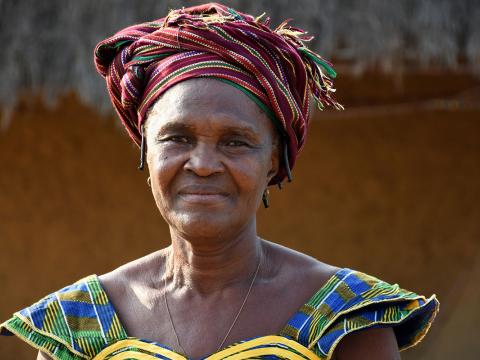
[
  {"left": 143, "top": 117, "right": 153, "bottom": 166},
  {"left": 266, "top": 135, "right": 280, "bottom": 185}
]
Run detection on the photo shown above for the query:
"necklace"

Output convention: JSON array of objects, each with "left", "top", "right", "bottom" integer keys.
[{"left": 163, "top": 253, "right": 262, "bottom": 356}]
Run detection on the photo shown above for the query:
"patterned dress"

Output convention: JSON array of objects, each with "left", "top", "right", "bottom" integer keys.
[{"left": 1, "top": 268, "right": 439, "bottom": 359}]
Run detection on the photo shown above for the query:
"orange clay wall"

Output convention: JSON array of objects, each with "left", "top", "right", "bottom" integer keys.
[{"left": 1, "top": 75, "right": 479, "bottom": 359}]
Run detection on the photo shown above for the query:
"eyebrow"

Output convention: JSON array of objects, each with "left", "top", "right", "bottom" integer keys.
[
  {"left": 155, "top": 122, "right": 196, "bottom": 135},
  {"left": 154, "top": 121, "right": 259, "bottom": 139}
]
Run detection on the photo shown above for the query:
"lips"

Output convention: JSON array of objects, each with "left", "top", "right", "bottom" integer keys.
[{"left": 178, "top": 185, "right": 229, "bottom": 204}]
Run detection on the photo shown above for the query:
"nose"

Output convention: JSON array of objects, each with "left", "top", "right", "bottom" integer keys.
[{"left": 184, "top": 142, "right": 224, "bottom": 177}]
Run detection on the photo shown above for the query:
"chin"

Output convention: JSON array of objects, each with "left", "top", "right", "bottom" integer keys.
[{"left": 170, "top": 211, "right": 243, "bottom": 240}]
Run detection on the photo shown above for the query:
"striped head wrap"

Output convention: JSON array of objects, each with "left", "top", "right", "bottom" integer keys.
[{"left": 94, "top": 2, "right": 342, "bottom": 185}]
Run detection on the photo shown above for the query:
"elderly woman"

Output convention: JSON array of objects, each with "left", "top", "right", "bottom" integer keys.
[{"left": 1, "top": 3, "right": 439, "bottom": 360}]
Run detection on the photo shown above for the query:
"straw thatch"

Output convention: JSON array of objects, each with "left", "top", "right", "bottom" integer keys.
[{"left": 1, "top": 0, "right": 480, "bottom": 124}]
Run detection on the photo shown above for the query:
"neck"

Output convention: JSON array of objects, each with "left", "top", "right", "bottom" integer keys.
[{"left": 165, "top": 219, "right": 264, "bottom": 294}]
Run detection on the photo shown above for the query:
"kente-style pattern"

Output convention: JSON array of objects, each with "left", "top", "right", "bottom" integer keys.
[
  {"left": 0, "top": 276, "right": 127, "bottom": 359},
  {"left": 94, "top": 3, "right": 343, "bottom": 185},
  {"left": 278, "top": 268, "right": 439, "bottom": 358},
  {"left": 1, "top": 268, "right": 439, "bottom": 359}
]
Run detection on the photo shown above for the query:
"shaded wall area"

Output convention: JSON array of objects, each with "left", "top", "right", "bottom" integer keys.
[{"left": 0, "top": 75, "right": 479, "bottom": 359}]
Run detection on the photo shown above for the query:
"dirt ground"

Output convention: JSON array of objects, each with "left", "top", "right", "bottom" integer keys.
[{"left": 1, "top": 74, "right": 479, "bottom": 359}]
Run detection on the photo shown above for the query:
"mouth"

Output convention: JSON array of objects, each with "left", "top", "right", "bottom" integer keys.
[{"left": 178, "top": 186, "right": 229, "bottom": 205}]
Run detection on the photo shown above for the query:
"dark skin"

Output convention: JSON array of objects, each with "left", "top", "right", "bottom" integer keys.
[{"left": 37, "top": 79, "right": 400, "bottom": 359}]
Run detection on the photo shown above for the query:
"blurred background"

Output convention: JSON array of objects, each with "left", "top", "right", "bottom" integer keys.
[{"left": 1, "top": 0, "right": 479, "bottom": 359}]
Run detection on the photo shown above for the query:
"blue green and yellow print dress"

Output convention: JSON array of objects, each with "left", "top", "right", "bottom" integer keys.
[{"left": 1, "top": 268, "right": 439, "bottom": 359}]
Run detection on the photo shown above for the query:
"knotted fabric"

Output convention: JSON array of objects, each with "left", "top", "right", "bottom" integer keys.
[{"left": 94, "top": 2, "right": 342, "bottom": 185}]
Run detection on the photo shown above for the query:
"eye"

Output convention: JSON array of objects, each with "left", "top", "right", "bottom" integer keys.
[
  {"left": 159, "top": 135, "right": 191, "bottom": 144},
  {"left": 224, "top": 139, "right": 249, "bottom": 147}
]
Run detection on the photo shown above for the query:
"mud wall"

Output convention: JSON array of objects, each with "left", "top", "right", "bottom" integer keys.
[{"left": 1, "top": 75, "right": 479, "bottom": 359}]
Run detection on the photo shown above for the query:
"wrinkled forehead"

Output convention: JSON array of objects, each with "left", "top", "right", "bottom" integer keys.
[{"left": 145, "top": 78, "right": 276, "bottom": 139}]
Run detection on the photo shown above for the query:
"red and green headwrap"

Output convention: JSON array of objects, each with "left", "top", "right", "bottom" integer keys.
[{"left": 94, "top": 2, "right": 342, "bottom": 185}]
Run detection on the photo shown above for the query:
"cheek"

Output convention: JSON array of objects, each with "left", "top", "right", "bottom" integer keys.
[
  {"left": 229, "top": 153, "right": 271, "bottom": 200},
  {"left": 147, "top": 150, "right": 182, "bottom": 202}
]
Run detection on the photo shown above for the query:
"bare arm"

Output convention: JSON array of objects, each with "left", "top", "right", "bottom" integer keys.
[
  {"left": 36, "top": 351, "right": 52, "bottom": 360},
  {"left": 333, "top": 327, "right": 401, "bottom": 360}
]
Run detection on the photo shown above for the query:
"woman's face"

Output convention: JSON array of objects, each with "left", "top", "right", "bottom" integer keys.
[{"left": 145, "top": 78, "right": 279, "bottom": 241}]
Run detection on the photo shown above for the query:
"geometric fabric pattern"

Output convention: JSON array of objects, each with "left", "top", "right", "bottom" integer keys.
[
  {"left": 1, "top": 268, "right": 439, "bottom": 359},
  {"left": 278, "top": 268, "right": 440, "bottom": 358},
  {"left": 1, "top": 275, "right": 127, "bottom": 359}
]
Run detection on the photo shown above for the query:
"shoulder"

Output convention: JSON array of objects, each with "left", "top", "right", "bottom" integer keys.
[
  {"left": 262, "top": 242, "right": 440, "bottom": 359},
  {"left": 96, "top": 248, "right": 170, "bottom": 336},
  {"left": 1, "top": 274, "right": 127, "bottom": 360},
  {"left": 97, "top": 248, "right": 168, "bottom": 307},
  {"left": 99, "top": 248, "right": 167, "bottom": 280},
  {"left": 259, "top": 239, "right": 342, "bottom": 325},
  {"left": 1, "top": 250, "right": 170, "bottom": 360},
  {"left": 261, "top": 239, "right": 341, "bottom": 289}
]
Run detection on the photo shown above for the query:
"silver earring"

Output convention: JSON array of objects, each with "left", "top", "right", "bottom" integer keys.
[{"left": 147, "top": 177, "right": 151, "bottom": 187}]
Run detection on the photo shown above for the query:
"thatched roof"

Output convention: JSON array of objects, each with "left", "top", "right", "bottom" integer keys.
[{"left": 1, "top": 0, "right": 479, "bottom": 124}]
